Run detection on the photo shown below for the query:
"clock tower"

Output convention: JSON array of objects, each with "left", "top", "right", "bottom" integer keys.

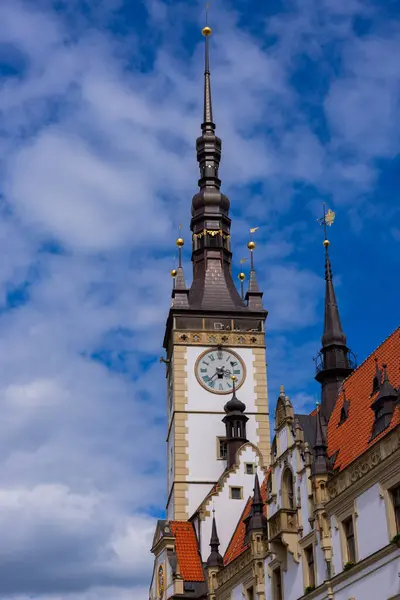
[{"left": 164, "top": 25, "right": 270, "bottom": 521}]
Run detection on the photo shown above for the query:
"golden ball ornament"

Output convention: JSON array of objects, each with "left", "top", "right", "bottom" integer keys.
[
  {"left": 247, "top": 240, "right": 256, "bottom": 250},
  {"left": 238, "top": 272, "right": 246, "bottom": 282},
  {"left": 323, "top": 239, "right": 330, "bottom": 247},
  {"left": 202, "top": 26, "right": 212, "bottom": 36},
  {"left": 170, "top": 269, "right": 177, "bottom": 278},
  {"left": 176, "top": 237, "right": 184, "bottom": 248},
  {"left": 231, "top": 375, "right": 237, "bottom": 382}
]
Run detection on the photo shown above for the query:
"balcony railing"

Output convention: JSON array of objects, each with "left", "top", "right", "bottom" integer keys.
[
  {"left": 268, "top": 508, "right": 298, "bottom": 540},
  {"left": 314, "top": 349, "right": 357, "bottom": 375}
]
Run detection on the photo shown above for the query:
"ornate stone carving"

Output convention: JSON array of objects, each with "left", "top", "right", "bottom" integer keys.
[
  {"left": 216, "top": 550, "right": 252, "bottom": 587},
  {"left": 327, "top": 428, "right": 400, "bottom": 501},
  {"left": 173, "top": 331, "right": 265, "bottom": 347}
]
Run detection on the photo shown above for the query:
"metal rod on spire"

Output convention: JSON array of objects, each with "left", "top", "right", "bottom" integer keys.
[
  {"left": 238, "top": 258, "right": 247, "bottom": 299},
  {"left": 202, "top": 7, "right": 213, "bottom": 127},
  {"left": 248, "top": 227, "right": 259, "bottom": 271},
  {"left": 177, "top": 224, "right": 184, "bottom": 268}
]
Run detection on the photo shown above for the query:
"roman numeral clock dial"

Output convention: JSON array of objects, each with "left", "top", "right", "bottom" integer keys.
[{"left": 195, "top": 348, "right": 246, "bottom": 394}]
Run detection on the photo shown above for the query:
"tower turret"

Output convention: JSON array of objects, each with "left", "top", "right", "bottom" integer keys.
[
  {"left": 314, "top": 207, "right": 355, "bottom": 422},
  {"left": 222, "top": 378, "right": 248, "bottom": 468}
]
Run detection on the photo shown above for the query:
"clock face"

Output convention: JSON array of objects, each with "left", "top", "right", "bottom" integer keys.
[{"left": 195, "top": 348, "right": 246, "bottom": 394}]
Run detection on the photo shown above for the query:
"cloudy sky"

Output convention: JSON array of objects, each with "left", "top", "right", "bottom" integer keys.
[{"left": 0, "top": 0, "right": 398, "bottom": 597}]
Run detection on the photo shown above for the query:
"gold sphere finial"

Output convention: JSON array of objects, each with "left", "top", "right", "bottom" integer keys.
[
  {"left": 202, "top": 25, "right": 212, "bottom": 36},
  {"left": 176, "top": 237, "right": 184, "bottom": 248},
  {"left": 231, "top": 375, "right": 237, "bottom": 382},
  {"left": 248, "top": 240, "right": 256, "bottom": 251},
  {"left": 323, "top": 239, "right": 330, "bottom": 247},
  {"left": 170, "top": 269, "right": 177, "bottom": 278},
  {"left": 238, "top": 272, "right": 246, "bottom": 282}
]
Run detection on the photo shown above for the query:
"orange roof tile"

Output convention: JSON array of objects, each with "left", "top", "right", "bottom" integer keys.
[
  {"left": 223, "top": 476, "right": 268, "bottom": 566},
  {"left": 327, "top": 327, "right": 400, "bottom": 472},
  {"left": 170, "top": 521, "right": 204, "bottom": 582}
]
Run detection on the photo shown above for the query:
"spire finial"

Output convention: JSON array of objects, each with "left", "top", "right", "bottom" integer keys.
[
  {"left": 248, "top": 227, "right": 259, "bottom": 270},
  {"left": 207, "top": 507, "right": 223, "bottom": 568},
  {"left": 176, "top": 224, "right": 184, "bottom": 268},
  {"left": 317, "top": 203, "right": 335, "bottom": 282},
  {"left": 201, "top": 8, "right": 213, "bottom": 127},
  {"left": 314, "top": 203, "right": 354, "bottom": 421},
  {"left": 238, "top": 257, "right": 247, "bottom": 299},
  {"left": 245, "top": 227, "right": 263, "bottom": 309}
]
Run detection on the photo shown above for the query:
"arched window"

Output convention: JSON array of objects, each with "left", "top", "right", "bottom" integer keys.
[{"left": 282, "top": 468, "right": 295, "bottom": 509}]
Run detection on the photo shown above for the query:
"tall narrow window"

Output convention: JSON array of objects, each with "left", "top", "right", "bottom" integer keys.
[
  {"left": 343, "top": 516, "right": 356, "bottom": 563},
  {"left": 304, "top": 545, "right": 315, "bottom": 588},
  {"left": 273, "top": 567, "right": 283, "bottom": 600},
  {"left": 217, "top": 438, "right": 227, "bottom": 460},
  {"left": 282, "top": 468, "right": 295, "bottom": 509},
  {"left": 392, "top": 485, "right": 400, "bottom": 533},
  {"left": 246, "top": 586, "right": 254, "bottom": 600}
]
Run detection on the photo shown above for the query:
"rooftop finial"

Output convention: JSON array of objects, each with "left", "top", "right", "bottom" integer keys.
[
  {"left": 238, "top": 257, "right": 247, "bottom": 299},
  {"left": 202, "top": 6, "right": 213, "bottom": 128},
  {"left": 176, "top": 224, "right": 184, "bottom": 268},
  {"left": 317, "top": 202, "right": 335, "bottom": 281},
  {"left": 245, "top": 227, "right": 263, "bottom": 309},
  {"left": 315, "top": 202, "right": 354, "bottom": 421},
  {"left": 171, "top": 224, "right": 189, "bottom": 307}
]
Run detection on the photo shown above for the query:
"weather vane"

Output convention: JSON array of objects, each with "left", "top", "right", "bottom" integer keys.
[
  {"left": 317, "top": 202, "right": 335, "bottom": 241},
  {"left": 248, "top": 226, "right": 260, "bottom": 270}
]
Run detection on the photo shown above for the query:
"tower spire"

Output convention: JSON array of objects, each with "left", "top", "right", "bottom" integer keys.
[
  {"left": 188, "top": 24, "right": 246, "bottom": 311},
  {"left": 312, "top": 403, "right": 330, "bottom": 474},
  {"left": 222, "top": 377, "right": 248, "bottom": 468},
  {"left": 206, "top": 510, "right": 223, "bottom": 567},
  {"left": 315, "top": 205, "right": 355, "bottom": 422},
  {"left": 245, "top": 228, "right": 263, "bottom": 310}
]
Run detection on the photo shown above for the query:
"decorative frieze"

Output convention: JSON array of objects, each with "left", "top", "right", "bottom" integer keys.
[
  {"left": 173, "top": 331, "right": 265, "bottom": 347},
  {"left": 327, "top": 427, "right": 400, "bottom": 501},
  {"left": 216, "top": 550, "right": 252, "bottom": 588}
]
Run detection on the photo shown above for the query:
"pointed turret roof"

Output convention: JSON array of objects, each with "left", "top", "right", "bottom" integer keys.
[
  {"left": 244, "top": 473, "right": 268, "bottom": 537},
  {"left": 321, "top": 240, "right": 347, "bottom": 348},
  {"left": 206, "top": 514, "right": 223, "bottom": 568},
  {"left": 312, "top": 404, "right": 330, "bottom": 475},
  {"left": 315, "top": 232, "right": 355, "bottom": 421},
  {"left": 224, "top": 378, "right": 246, "bottom": 414}
]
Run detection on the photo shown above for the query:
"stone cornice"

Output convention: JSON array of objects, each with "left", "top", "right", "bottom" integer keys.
[{"left": 326, "top": 426, "right": 400, "bottom": 511}]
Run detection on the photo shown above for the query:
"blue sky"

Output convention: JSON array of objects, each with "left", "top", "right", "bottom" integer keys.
[{"left": 0, "top": 0, "right": 398, "bottom": 598}]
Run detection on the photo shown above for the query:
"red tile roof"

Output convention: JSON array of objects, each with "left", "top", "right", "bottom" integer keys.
[
  {"left": 223, "top": 476, "right": 268, "bottom": 566},
  {"left": 327, "top": 327, "right": 400, "bottom": 472},
  {"left": 170, "top": 521, "right": 204, "bottom": 582}
]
